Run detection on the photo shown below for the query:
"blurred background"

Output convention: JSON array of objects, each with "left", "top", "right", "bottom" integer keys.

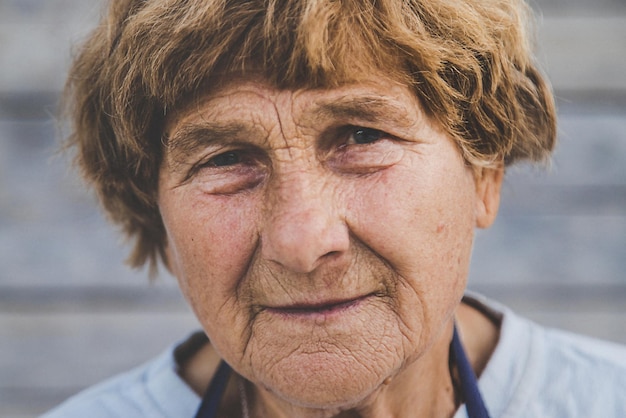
[{"left": 1, "top": 0, "right": 625, "bottom": 416}]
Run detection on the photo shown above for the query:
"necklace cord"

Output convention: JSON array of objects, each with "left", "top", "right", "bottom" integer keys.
[
  {"left": 238, "top": 376, "right": 251, "bottom": 418},
  {"left": 451, "top": 325, "right": 492, "bottom": 418}
]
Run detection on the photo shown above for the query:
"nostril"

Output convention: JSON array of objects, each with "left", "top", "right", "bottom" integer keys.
[{"left": 322, "top": 250, "right": 342, "bottom": 260}]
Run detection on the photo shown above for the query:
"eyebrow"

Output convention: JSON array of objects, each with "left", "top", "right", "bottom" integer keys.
[
  {"left": 313, "top": 96, "right": 420, "bottom": 128},
  {"left": 164, "top": 94, "right": 422, "bottom": 164},
  {"left": 164, "top": 122, "right": 253, "bottom": 163}
]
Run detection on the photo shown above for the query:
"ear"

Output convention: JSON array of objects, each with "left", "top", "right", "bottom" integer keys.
[{"left": 474, "top": 166, "right": 504, "bottom": 229}]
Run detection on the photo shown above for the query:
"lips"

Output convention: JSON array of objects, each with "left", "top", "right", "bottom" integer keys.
[{"left": 265, "top": 293, "right": 373, "bottom": 316}]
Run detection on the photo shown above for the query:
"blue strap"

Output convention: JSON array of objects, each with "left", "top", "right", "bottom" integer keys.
[
  {"left": 193, "top": 360, "right": 232, "bottom": 418},
  {"left": 451, "top": 325, "right": 491, "bottom": 418}
]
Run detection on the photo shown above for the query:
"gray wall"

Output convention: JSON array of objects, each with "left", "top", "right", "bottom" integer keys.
[{"left": 1, "top": 0, "right": 625, "bottom": 416}]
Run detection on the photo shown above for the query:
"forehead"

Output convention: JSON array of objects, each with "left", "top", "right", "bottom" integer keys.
[{"left": 165, "top": 76, "right": 426, "bottom": 134}]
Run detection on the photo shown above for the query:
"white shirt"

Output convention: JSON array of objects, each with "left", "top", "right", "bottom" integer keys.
[{"left": 43, "top": 294, "right": 626, "bottom": 418}]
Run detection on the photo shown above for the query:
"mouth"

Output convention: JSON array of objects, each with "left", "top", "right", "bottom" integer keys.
[{"left": 265, "top": 294, "right": 374, "bottom": 318}]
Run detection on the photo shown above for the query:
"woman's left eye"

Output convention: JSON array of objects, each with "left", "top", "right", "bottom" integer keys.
[
  {"left": 327, "top": 126, "right": 403, "bottom": 174},
  {"left": 347, "top": 127, "right": 386, "bottom": 145}
]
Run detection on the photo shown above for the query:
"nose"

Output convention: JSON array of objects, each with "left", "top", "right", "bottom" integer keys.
[{"left": 260, "top": 171, "right": 349, "bottom": 274}]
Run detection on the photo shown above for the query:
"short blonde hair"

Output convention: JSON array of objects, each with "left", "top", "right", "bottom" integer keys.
[{"left": 65, "top": 0, "right": 556, "bottom": 271}]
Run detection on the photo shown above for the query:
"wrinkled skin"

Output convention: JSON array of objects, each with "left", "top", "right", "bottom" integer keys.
[{"left": 158, "top": 76, "right": 502, "bottom": 417}]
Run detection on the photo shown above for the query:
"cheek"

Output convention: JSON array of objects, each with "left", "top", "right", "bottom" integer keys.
[
  {"left": 164, "top": 196, "right": 256, "bottom": 286},
  {"left": 345, "top": 159, "right": 476, "bottom": 339},
  {"left": 348, "top": 162, "right": 475, "bottom": 268},
  {"left": 160, "top": 189, "right": 260, "bottom": 356}
]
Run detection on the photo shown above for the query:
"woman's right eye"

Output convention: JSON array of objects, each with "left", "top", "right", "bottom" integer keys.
[
  {"left": 207, "top": 151, "right": 242, "bottom": 167},
  {"left": 187, "top": 148, "right": 267, "bottom": 194}
]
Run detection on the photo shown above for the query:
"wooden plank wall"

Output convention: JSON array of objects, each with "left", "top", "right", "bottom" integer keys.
[{"left": 1, "top": 0, "right": 625, "bottom": 416}]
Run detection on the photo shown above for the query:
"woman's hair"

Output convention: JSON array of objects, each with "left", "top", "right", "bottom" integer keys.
[{"left": 65, "top": 0, "right": 557, "bottom": 271}]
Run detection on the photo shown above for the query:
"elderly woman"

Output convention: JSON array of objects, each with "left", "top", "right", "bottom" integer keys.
[{"left": 45, "top": 0, "right": 626, "bottom": 417}]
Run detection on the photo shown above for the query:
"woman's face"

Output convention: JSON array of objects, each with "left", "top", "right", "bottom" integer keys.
[{"left": 158, "top": 77, "right": 501, "bottom": 408}]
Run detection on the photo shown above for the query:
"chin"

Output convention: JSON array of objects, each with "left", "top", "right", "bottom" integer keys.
[{"left": 255, "top": 346, "right": 399, "bottom": 410}]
